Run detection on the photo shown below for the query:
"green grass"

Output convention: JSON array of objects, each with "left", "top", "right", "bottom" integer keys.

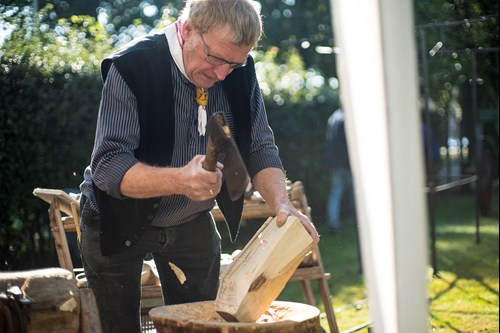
[
  {"left": 222, "top": 191, "right": 499, "bottom": 333},
  {"left": 428, "top": 192, "right": 499, "bottom": 333}
]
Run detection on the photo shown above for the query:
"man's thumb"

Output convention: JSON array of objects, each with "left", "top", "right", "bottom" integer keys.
[{"left": 276, "top": 213, "right": 288, "bottom": 227}]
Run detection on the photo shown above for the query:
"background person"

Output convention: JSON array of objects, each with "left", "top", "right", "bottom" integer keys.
[{"left": 324, "top": 106, "right": 356, "bottom": 233}]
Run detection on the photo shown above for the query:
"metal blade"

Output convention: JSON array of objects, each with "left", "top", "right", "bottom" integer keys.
[{"left": 222, "top": 142, "right": 250, "bottom": 201}]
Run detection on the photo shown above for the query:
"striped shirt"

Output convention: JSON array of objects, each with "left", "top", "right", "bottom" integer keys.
[{"left": 80, "top": 58, "right": 282, "bottom": 227}]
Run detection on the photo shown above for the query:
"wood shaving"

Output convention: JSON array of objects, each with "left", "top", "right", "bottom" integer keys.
[{"left": 169, "top": 262, "right": 186, "bottom": 285}]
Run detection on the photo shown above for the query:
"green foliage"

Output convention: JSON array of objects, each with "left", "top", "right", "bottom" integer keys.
[
  {"left": 414, "top": 2, "right": 499, "bottom": 167},
  {"left": 0, "top": 5, "right": 113, "bottom": 269},
  {"left": 96, "top": 0, "right": 182, "bottom": 47},
  {"left": 258, "top": 0, "right": 336, "bottom": 78},
  {"left": 414, "top": 0, "right": 499, "bottom": 25},
  {"left": 254, "top": 47, "right": 339, "bottom": 222}
]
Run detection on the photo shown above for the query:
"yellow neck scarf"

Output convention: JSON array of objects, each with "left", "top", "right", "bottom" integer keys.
[{"left": 196, "top": 86, "right": 208, "bottom": 136}]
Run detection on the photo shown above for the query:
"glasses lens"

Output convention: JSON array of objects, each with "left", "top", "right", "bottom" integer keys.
[
  {"left": 231, "top": 60, "right": 247, "bottom": 69},
  {"left": 201, "top": 32, "right": 247, "bottom": 69},
  {"left": 206, "top": 55, "right": 227, "bottom": 66}
]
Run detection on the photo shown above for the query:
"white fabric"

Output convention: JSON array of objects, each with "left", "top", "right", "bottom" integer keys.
[
  {"left": 197, "top": 105, "right": 207, "bottom": 136},
  {"left": 164, "top": 21, "right": 189, "bottom": 81},
  {"left": 330, "top": 0, "right": 429, "bottom": 332},
  {"left": 165, "top": 21, "right": 207, "bottom": 136}
]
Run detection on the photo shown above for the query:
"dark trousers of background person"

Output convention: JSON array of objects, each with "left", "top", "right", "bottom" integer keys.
[{"left": 327, "top": 168, "right": 356, "bottom": 233}]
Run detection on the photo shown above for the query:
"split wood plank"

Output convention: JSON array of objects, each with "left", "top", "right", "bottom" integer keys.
[{"left": 215, "top": 216, "right": 313, "bottom": 322}]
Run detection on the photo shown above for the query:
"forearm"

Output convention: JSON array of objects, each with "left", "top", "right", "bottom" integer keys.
[
  {"left": 120, "top": 155, "right": 223, "bottom": 201},
  {"left": 120, "top": 162, "right": 182, "bottom": 198},
  {"left": 252, "top": 167, "right": 290, "bottom": 214},
  {"left": 253, "top": 167, "right": 320, "bottom": 244}
]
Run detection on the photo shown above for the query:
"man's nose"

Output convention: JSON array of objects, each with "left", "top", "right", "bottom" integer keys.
[{"left": 213, "top": 65, "right": 233, "bottom": 81}]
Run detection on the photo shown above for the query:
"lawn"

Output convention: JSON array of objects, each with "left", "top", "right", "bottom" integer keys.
[
  {"left": 428, "top": 191, "right": 499, "bottom": 333},
  {"left": 224, "top": 190, "right": 499, "bottom": 333}
]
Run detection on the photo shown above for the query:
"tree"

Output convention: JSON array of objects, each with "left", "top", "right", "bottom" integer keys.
[
  {"left": 258, "top": 0, "right": 335, "bottom": 78},
  {"left": 414, "top": 1, "right": 498, "bottom": 172},
  {"left": 0, "top": 4, "right": 113, "bottom": 269}
]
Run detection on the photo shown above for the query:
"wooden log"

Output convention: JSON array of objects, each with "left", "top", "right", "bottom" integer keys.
[
  {"left": 149, "top": 300, "right": 321, "bottom": 333},
  {"left": 0, "top": 268, "right": 80, "bottom": 333},
  {"left": 215, "top": 216, "right": 313, "bottom": 322},
  {"left": 78, "top": 287, "right": 101, "bottom": 333}
]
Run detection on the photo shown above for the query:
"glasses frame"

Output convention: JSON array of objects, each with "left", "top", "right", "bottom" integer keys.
[{"left": 199, "top": 33, "right": 247, "bottom": 70}]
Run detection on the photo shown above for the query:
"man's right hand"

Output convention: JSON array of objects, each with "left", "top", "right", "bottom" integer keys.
[{"left": 177, "top": 155, "right": 223, "bottom": 201}]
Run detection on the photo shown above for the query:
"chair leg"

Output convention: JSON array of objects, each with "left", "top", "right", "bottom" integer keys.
[
  {"left": 300, "top": 280, "right": 316, "bottom": 305},
  {"left": 70, "top": 201, "right": 82, "bottom": 242},
  {"left": 318, "top": 276, "right": 339, "bottom": 333},
  {"left": 50, "top": 200, "right": 74, "bottom": 273}
]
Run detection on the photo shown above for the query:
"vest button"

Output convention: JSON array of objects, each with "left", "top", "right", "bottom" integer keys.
[
  {"left": 153, "top": 203, "right": 159, "bottom": 209},
  {"left": 147, "top": 215, "right": 154, "bottom": 221},
  {"left": 125, "top": 240, "right": 132, "bottom": 247}
]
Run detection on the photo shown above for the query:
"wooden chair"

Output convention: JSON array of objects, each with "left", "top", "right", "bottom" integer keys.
[
  {"left": 33, "top": 188, "right": 81, "bottom": 274},
  {"left": 33, "top": 188, "right": 160, "bottom": 333},
  {"left": 33, "top": 189, "right": 102, "bottom": 332},
  {"left": 289, "top": 182, "right": 339, "bottom": 333}
]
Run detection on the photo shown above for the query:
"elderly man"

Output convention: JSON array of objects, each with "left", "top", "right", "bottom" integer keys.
[{"left": 79, "top": 0, "right": 319, "bottom": 331}]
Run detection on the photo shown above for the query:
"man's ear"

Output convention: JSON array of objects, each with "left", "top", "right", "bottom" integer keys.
[{"left": 181, "top": 22, "right": 193, "bottom": 41}]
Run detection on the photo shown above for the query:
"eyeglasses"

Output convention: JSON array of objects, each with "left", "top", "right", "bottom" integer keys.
[{"left": 199, "top": 33, "right": 247, "bottom": 69}]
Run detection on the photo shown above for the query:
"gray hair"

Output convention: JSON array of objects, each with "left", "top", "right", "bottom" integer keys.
[{"left": 180, "top": 0, "right": 262, "bottom": 47}]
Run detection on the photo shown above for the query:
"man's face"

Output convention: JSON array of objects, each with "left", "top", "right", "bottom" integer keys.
[{"left": 181, "top": 24, "right": 251, "bottom": 89}]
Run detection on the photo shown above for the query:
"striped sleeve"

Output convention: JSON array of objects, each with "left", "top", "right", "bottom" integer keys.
[
  {"left": 247, "top": 74, "right": 284, "bottom": 178},
  {"left": 91, "top": 64, "right": 140, "bottom": 199}
]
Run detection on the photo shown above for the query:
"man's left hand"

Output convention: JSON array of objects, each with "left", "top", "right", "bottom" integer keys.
[{"left": 275, "top": 205, "right": 320, "bottom": 244}]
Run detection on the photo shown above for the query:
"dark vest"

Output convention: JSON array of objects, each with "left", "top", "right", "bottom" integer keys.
[{"left": 94, "top": 33, "right": 253, "bottom": 256}]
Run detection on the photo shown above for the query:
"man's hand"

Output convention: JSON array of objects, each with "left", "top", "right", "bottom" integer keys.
[
  {"left": 253, "top": 168, "right": 320, "bottom": 244},
  {"left": 178, "top": 155, "right": 223, "bottom": 201},
  {"left": 275, "top": 204, "right": 320, "bottom": 244}
]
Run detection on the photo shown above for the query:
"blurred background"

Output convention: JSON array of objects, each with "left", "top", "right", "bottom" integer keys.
[{"left": 0, "top": 0, "right": 498, "bottom": 281}]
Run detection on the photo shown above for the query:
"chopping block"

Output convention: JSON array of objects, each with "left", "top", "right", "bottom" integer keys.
[{"left": 215, "top": 215, "right": 314, "bottom": 322}]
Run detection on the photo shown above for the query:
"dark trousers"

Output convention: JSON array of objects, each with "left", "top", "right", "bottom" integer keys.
[{"left": 79, "top": 206, "right": 221, "bottom": 333}]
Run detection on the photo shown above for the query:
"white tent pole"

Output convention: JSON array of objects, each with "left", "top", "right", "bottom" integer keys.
[{"left": 329, "top": 0, "right": 429, "bottom": 332}]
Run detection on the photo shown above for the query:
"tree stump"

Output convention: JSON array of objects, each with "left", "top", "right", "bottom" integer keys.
[
  {"left": 149, "top": 300, "right": 321, "bottom": 333},
  {"left": 0, "top": 268, "right": 80, "bottom": 333}
]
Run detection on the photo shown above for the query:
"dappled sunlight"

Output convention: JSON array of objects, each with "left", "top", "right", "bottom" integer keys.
[
  {"left": 437, "top": 223, "right": 498, "bottom": 236},
  {"left": 427, "top": 192, "right": 499, "bottom": 332},
  {"left": 429, "top": 271, "right": 499, "bottom": 332},
  {"left": 253, "top": 49, "right": 335, "bottom": 104}
]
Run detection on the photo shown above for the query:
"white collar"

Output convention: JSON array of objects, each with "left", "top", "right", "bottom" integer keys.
[
  {"left": 165, "top": 20, "right": 190, "bottom": 82},
  {"left": 165, "top": 20, "right": 207, "bottom": 135}
]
